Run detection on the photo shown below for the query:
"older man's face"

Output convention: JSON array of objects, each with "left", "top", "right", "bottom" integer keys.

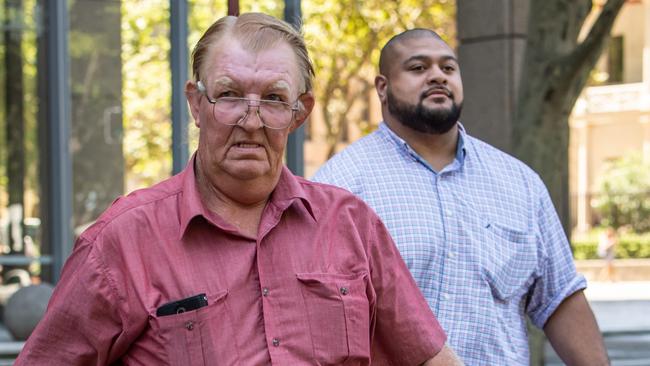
[{"left": 190, "top": 38, "right": 307, "bottom": 190}]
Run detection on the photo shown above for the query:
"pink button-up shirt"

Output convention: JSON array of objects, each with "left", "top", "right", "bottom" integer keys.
[{"left": 16, "top": 159, "right": 446, "bottom": 365}]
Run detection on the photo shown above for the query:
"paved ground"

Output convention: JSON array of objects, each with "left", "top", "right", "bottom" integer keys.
[{"left": 545, "top": 281, "right": 650, "bottom": 365}]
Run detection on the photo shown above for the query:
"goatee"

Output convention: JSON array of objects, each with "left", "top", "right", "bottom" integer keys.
[{"left": 387, "top": 88, "right": 462, "bottom": 134}]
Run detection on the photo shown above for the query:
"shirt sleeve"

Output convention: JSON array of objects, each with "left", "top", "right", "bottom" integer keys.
[
  {"left": 526, "top": 178, "right": 587, "bottom": 328},
  {"left": 15, "top": 236, "right": 135, "bottom": 366},
  {"left": 366, "top": 213, "right": 447, "bottom": 365}
]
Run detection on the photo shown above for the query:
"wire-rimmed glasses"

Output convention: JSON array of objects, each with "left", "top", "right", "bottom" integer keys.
[{"left": 197, "top": 81, "right": 299, "bottom": 130}]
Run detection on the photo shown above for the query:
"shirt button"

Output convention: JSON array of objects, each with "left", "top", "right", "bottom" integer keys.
[
  {"left": 445, "top": 209, "right": 453, "bottom": 217},
  {"left": 272, "top": 338, "right": 280, "bottom": 347},
  {"left": 185, "top": 321, "right": 194, "bottom": 330},
  {"left": 262, "top": 287, "right": 269, "bottom": 297},
  {"left": 442, "top": 293, "right": 450, "bottom": 301},
  {"left": 448, "top": 251, "right": 455, "bottom": 259},
  {"left": 340, "top": 287, "right": 349, "bottom": 295}
]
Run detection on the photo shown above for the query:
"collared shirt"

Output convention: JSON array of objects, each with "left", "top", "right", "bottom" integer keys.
[
  {"left": 312, "top": 122, "right": 587, "bottom": 365},
  {"left": 16, "top": 156, "right": 446, "bottom": 366}
]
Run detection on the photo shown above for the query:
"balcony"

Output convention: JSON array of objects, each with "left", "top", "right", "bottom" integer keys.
[{"left": 573, "top": 82, "right": 650, "bottom": 115}]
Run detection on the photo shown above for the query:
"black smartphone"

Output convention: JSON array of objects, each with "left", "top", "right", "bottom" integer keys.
[{"left": 156, "top": 293, "right": 208, "bottom": 317}]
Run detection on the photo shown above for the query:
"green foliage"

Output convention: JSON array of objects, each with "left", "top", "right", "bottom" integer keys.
[
  {"left": 591, "top": 153, "right": 650, "bottom": 233},
  {"left": 121, "top": 1, "right": 174, "bottom": 191},
  {"left": 0, "top": 0, "right": 39, "bottom": 215},
  {"left": 572, "top": 229, "right": 650, "bottom": 260}
]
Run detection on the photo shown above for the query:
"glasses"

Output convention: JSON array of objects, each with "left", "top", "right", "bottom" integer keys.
[{"left": 197, "top": 81, "right": 299, "bottom": 130}]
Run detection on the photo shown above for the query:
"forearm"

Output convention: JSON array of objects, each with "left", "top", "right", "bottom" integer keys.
[
  {"left": 544, "top": 290, "right": 609, "bottom": 366},
  {"left": 421, "top": 344, "right": 464, "bottom": 366}
]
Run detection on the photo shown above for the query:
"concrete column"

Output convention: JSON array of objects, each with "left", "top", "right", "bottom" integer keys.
[
  {"left": 456, "top": 0, "right": 529, "bottom": 153},
  {"left": 575, "top": 119, "right": 591, "bottom": 233}
]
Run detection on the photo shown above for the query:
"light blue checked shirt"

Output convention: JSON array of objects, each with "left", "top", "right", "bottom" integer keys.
[{"left": 312, "top": 122, "right": 586, "bottom": 365}]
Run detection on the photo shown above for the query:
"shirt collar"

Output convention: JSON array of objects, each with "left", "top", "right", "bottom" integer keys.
[
  {"left": 178, "top": 156, "right": 316, "bottom": 239},
  {"left": 379, "top": 121, "right": 468, "bottom": 170},
  {"left": 268, "top": 166, "right": 317, "bottom": 222}
]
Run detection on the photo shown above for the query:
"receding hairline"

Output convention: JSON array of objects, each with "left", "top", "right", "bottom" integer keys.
[
  {"left": 190, "top": 13, "right": 315, "bottom": 93},
  {"left": 378, "top": 29, "right": 447, "bottom": 76}
]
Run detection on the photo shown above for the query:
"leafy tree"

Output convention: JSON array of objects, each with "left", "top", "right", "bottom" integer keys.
[
  {"left": 121, "top": 1, "right": 173, "bottom": 191},
  {"left": 592, "top": 153, "right": 650, "bottom": 233},
  {"left": 514, "top": 0, "right": 625, "bottom": 233}
]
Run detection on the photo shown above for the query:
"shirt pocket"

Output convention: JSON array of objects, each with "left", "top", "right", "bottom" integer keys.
[
  {"left": 149, "top": 289, "right": 238, "bottom": 366},
  {"left": 479, "top": 223, "right": 538, "bottom": 302},
  {"left": 296, "top": 272, "right": 370, "bottom": 365}
]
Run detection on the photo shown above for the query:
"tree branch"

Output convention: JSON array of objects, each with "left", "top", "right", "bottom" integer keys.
[{"left": 556, "top": 0, "right": 625, "bottom": 87}]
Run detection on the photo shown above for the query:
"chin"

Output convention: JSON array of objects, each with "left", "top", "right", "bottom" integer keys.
[{"left": 224, "top": 163, "right": 274, "bottom": 181}]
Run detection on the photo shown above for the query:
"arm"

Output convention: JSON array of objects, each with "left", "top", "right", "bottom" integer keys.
[
  {"left": 15, "top": 238, "right": 132, "bottom": 366},
  {"left": 544, "top": 290, "right": 609, "bottom": 366},
  {"left": 422, "top": 344, "right": 464, "bottom": 366}
]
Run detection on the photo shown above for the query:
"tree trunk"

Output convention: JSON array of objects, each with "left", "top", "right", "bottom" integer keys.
[{"left": 515, "top": 0, "right": 625, "bottom": 237}]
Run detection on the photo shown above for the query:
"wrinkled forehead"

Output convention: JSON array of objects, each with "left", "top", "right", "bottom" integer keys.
[{"left": 202, "top": 38, "right": 301, "bottom": 94}]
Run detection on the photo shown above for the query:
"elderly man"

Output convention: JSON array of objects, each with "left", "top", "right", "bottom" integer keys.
[
  {"left": 313, "top": 29, "right": 609, "bottom": 365},
  {"left": 15, "top": 15, "right": 461, "bottom": 365}
]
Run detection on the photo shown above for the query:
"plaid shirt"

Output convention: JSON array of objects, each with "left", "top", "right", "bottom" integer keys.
[{"left": 312, "top": 122, "right": 586, "bottom": 365}]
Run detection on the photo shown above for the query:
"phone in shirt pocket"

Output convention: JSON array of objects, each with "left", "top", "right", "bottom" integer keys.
[
  {"left": 156, "top": 293, "right": 208, "bottom": 317},
  {"left": 150, "top": 290, "right": 239, "bottom": 366}
]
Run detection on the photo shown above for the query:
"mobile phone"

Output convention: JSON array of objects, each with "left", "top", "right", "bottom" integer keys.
[{"left": 156, "top": 293, "right": 208, "bottom": 317}]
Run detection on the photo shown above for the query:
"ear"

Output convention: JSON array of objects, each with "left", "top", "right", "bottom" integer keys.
[
  {"left": 374, "top": 75, "right": 388, "bottom": 105},
  {"left": 290, "top": 91, "right": 315, "bottom": 133},
  {"left": 185, "top": 80, "right": 202, "bottom": 128}
]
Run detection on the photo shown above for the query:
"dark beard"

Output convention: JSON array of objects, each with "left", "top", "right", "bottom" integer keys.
[{"left": 387, "top": 88, "right": 462, "bottom": 134}]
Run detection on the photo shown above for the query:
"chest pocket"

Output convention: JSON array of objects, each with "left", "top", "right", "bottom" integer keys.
[
  {"left": 149, "top": 290, "right": 238, "bottom": 366},
  {"left": 479, "top": 222, "right": 539, "bottom": 302},
  {"left": 296, "top": 272, "right": 370, "bottom": 365}
]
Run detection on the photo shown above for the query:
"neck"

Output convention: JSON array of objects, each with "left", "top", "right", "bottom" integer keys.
[
  {"left": 384, "top": 118, "right": 459, "bottom": 172},
  {"left": 195, "top": 156, "right": 273, "bottom": 237}
]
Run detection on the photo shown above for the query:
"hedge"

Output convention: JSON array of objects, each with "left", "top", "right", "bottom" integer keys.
[{"left": 572, "top": 232, "right": 650, "bottom": 260}]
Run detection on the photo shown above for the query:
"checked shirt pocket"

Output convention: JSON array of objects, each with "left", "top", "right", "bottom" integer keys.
[
  {"left": 296, "top": 272, "right": 370, "bottom": 365},
  {"left": 149, "top": 289, "right": 239, "bottom": 366},
  {"left": 479, "top": 223, "right": 539, "bottom": 302}
]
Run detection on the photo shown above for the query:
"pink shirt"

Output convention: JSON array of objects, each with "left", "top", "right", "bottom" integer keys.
[{"left": 16, "top": 159, "right": 446, "bottom": 366}]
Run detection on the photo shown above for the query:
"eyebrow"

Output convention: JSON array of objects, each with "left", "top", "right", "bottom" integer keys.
[
  {"left": 403, "top": 54, "right": 458, "bottom": 66},
  {"left": 210, "top": 77, "right": 292, "bottom": 94},
  {"left": 212, "top": 76, "right": 235, "bottom": 89}
]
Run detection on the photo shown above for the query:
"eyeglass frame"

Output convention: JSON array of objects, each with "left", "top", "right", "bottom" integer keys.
[{"left": 196, "top": 80, "right": 301, "bottom": 130}]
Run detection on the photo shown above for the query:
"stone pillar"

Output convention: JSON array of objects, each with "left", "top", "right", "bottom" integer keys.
[
  {"left": 575, "top": 119, "right": 591, "bottom": 233},
  {"left": 456, "top": 0, "right": 529, "bottom": 153}
]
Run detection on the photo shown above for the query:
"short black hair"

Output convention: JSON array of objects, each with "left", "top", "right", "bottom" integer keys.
[{"left": 378, "top": 29, "right": 444, "bottom": 76}]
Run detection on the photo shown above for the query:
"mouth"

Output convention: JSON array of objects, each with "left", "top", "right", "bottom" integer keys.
[
  {"left": 422, "top": 87, "right": 452, "bottom": 99},
  {"left": 232, "top": 141, "right": 263, "bottom": 149}
]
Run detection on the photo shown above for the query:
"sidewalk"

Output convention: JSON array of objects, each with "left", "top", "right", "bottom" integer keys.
[{"left": 584, "top": 281, "right": 650, "bottom": 334}]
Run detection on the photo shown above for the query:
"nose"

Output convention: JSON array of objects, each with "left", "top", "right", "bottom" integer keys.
[
  {"left": 236, "top": 102, "right": 264, "bottom": 130},
  {"left": 427, "top": 65, "right": 447, "bottom": 85}
]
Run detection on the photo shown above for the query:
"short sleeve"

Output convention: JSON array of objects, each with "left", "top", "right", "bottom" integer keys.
[
  {"left": 526, "top": 179, "right": 587, "bottom": 328},
  {"left": 366, "top": 214, "right": 447, "bottom": 364},
  {"left": 15, "top": 237, "right": 135, "bottom": 366}
]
